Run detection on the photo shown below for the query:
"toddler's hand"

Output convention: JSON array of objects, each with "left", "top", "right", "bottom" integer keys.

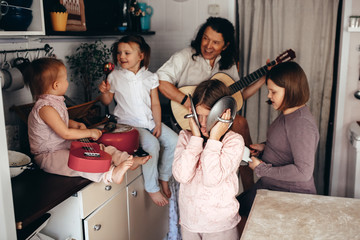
[
  {"left": 99, "top": 80, "right": 111, "bottom": 94},
  {"left": 89, "top": 129, "right": 102, "bottom": 141}
]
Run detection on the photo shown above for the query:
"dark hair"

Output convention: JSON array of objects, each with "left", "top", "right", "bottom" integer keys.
[
  {"left": 111, "top": 35, "right": 151, "bottom": 68},
  {"left": 23, "top": 58, "right": 65, "bottom": 100},
  {"left": 266, "top": 61, "right": 310, "bottom": 111},
  {"left": 190, "top": 17, "right": 237, "bottom": 70},
  {"left": 192, "top": 79, "right": 231, "bottom": 109}
]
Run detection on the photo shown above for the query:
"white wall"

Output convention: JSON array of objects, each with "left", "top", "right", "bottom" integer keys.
[{"left": 330, "top": 0, "right": 360, "bottom": 197}]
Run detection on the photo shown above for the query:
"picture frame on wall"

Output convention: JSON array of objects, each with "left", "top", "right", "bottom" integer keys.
[{"left": 61, "top": 0, "right": 86, "bottom": 31}]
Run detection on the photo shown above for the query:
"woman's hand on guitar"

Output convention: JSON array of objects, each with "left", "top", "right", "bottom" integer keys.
[
  {"left": 89, "top": 128, "right": 103, "bottom": 141},
  {"left": 249, "top": 143, "right": 265, "bottom": 157},
  {"left": 209, "top": 109, "right": 231, "bottom": 141},
  {"left": 99, "top": 80, "right": 111, "bottom": 94}
]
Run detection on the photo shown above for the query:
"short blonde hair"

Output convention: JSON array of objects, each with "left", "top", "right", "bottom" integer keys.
[{"left": 24, "top": 58, "right": 65, "bottom": 100}]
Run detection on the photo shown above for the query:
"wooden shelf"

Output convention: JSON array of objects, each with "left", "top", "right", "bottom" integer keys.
[
  {"left": 45, "top": 30, "right": 155, "bottom": 37},
  {"left": 348, "top": 27, "right": 360, "bottom": 32}
]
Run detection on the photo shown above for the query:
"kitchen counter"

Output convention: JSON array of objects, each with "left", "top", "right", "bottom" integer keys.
[
  {"left": 11, "top": 168, "right": 91, "bottom": 235},
  {"left": 241, "top": 189, "right": 360, "bottom": 239}
]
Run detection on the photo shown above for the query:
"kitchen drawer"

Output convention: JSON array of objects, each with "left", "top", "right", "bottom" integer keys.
[
  {"left": 78, "top": 180, "right": 126, "bottom": 218},
  {"left": 84, "top": 189, "right": 128, "bottom": 240}
]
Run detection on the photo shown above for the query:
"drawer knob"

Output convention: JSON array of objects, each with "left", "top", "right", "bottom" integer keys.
[
  {"left": 93, "top": 224, "right": 102, "bottom": 231},
  {"left": 105, "top": 185, "right": 112, "bottom": 191},
  {"left": 131, "top": 190, "right": 137, "bottom": 197}
]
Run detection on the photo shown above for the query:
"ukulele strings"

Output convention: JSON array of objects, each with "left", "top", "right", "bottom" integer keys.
[{"left": 79, "top": 138, "right": 97, "bottom": 154}]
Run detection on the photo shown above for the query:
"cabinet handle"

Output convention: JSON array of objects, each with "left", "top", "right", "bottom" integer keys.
[
  {"left": 131, "top": 190, "right": 137, "bottom": 197},
  {"left": 105, "top": 185, "right": 112, "bottom": 191},
  {"left": 93, "top": 224, "right": 102, "bottom": 231}
]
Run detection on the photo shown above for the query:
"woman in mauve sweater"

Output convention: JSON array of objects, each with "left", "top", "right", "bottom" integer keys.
[{"left": 238, "top": 61, "right": 319, "bottom": 217}]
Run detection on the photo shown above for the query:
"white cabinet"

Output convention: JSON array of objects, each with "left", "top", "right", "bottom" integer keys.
[
  {"left": 128, "top": 175, "right": 169, "bottom": 240},
  {"left": 40, "top": 168, "right": 169, "bottom": 240},
  {"left": 78, "top": 178, "right": 126, "bottom": 219},
  {"left": 84, "top": 188, "right": 129, "bottom": 240},
  {"left": 0, "top": 0, "right": 45, "bottom": 36}
]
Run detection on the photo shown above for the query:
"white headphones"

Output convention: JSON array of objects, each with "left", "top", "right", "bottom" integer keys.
[{"left": 184, "top": 94, "right": 237, "bottom": 133}]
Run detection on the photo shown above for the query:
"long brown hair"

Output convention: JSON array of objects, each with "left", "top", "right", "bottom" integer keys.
[
  {"left": 191, "top": 17, "right": 237, "bottom": 70},
  {"left": 23, "top": 58, "right": 65, "bottom": 100},
  {"left": 266, "top": 61, "right": 310, "bottom": 111}
]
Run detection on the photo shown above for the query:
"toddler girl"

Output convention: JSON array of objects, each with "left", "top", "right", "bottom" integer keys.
[
  {"left": 99, "top": 35, "right": 178, "bottom": 206},
  {"left": 25, "top": 57, "right": 148, "bottom": 184},
  {"left": 172, "top": 79, "right": 244, "bottom": 239}
]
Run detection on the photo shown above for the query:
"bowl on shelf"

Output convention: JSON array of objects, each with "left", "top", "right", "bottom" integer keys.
[{"left": 0, "top": 4, "right": 33, "bottom": 31}]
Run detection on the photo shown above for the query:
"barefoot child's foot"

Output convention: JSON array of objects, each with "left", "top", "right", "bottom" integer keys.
[
  {"left": 148, "top": 191, "right": 169, "bottom": 206},
  {"left": 159, "top": 180, "right": 171, "bottom": 198},
  {"left": 112, "top": 159, "right": 134, "bottom": 184},
  {"left": 130, "top": 155, "right": 152, "bottom": 170}
]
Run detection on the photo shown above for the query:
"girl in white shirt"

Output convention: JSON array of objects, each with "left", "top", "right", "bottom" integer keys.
[{"left": 99, "top": 35, "right": 178, "bottom": 206}]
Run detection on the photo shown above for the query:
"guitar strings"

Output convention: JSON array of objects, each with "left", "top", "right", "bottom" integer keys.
[{"left": 78, "top": 138, "right": 97, "bottom": 155}]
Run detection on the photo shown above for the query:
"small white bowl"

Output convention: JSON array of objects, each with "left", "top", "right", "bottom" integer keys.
[{"left": 8, "top": 150, "right": 32, "bottom": 178}]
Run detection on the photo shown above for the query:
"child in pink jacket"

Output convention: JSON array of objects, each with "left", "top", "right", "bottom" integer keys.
[{"left": 172, "top": 79, "right": 244, "bottom": 240}]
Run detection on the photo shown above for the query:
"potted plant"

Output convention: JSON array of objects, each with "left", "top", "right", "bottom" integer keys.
[
  {"left": 50, "top": 1, "right": 68, "bottom": 31},
  {"left": 65, "top": 40, "right": 111, "bottom": 103}
]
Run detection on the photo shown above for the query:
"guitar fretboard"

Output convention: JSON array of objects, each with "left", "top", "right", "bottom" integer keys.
[{"left": 228, "top": 60, "right": 277, "bottom": 94}]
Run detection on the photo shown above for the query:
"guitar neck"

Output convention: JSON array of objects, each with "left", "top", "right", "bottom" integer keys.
[{"left": 229, "top": 60, "right": 277, "bottom": 94}]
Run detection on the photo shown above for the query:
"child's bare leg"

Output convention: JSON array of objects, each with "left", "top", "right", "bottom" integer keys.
[
  {"left": 112, "top": 159, "right": 134, "bottom": 184},
  {"left": 130, "top": 155, "right": 152, "bottom": 170},
  {"left": 159, "top": 180, "right": 171, "bottom": 198},
  {"left": 148, "top": 191, "right": 169, "bottom": 206}
]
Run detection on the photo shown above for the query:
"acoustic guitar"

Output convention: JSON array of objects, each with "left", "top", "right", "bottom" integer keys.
[{"left": 170, "top": 49, "right": 296, "bottom": 130}]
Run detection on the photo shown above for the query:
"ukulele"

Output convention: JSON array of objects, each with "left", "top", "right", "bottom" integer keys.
[
  {"left": 68, "top": 122, "right": 117, "bottom": 173},
  {"left": 170, "top": 49, "right": 296, "bottom": 130},
  {"left": 68, "top": 140, "right": 112, "bottom": 173}
]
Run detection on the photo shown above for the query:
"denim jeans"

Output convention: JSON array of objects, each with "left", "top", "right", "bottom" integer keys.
[{"left": 135, "top": 123, "right": 178, "bottom": 193}]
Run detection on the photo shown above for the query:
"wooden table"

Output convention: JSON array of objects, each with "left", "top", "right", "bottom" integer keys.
[{"left": 241, "top": 189, "right": 360, "bottom": 239}]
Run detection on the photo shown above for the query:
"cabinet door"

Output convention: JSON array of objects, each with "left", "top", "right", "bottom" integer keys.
[
  {"left": 84, "top": 189, "right": 129, "bottom": 240},
  {"left": 79, "top": 181, "right": 125, "bottom": 218},
  {"left": 127, "top": 175, "right": 169, "bottom": 240}
]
